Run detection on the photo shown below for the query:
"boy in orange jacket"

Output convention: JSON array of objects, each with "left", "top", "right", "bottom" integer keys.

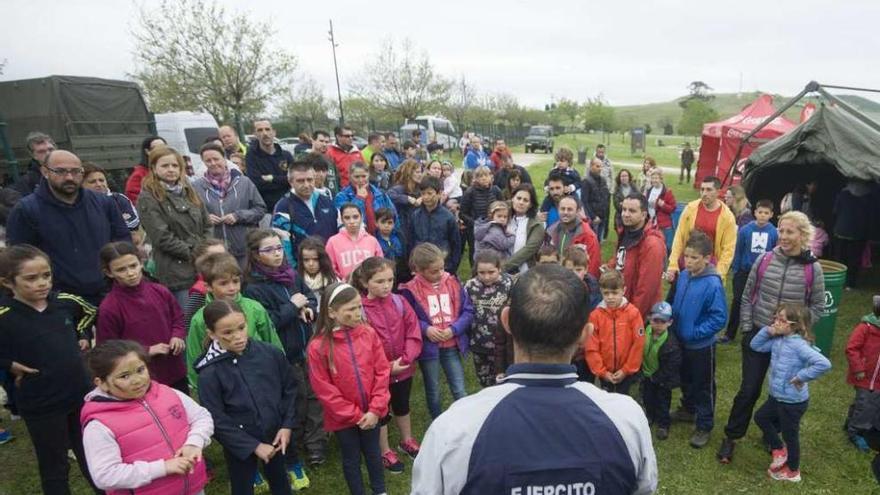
[{"left": 586, "top": 270, "right": 646, "bottom": 395}]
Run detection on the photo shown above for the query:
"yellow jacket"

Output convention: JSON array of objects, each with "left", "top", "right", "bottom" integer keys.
[{"left": 667, "top": 199, "right": 737, "bottom": 278}]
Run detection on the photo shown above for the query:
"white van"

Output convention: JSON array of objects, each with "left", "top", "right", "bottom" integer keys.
[
  {"left": 400, "top": 115, "right": 457, "bottom": 149},
  {"left": 154, "top": 112, "right": 219, "bottom": 177}
]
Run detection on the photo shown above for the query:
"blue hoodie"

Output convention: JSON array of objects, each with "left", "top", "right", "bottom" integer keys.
[
  {"left": 732, "top": 220, "right": 778, "bottom": 273},
  {"left": 6, "top": 179, "right": 130, "bottom": 299},
  {"left": 671, "top": 266, "right": 728, "bottom": 349}
]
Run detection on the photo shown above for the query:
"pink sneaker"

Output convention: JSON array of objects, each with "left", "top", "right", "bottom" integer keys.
[
  {"left": 768, "top": 465, "right": 801, "bottom": 482},
  {"left": 382, "top": 450, "right": 404, "bottom": 474},
  {"left": 398, "top": 437, "right": 421, "bottom": 459},
  {"left": 769, "top": 447, "right": 788, "bottom": 472}
]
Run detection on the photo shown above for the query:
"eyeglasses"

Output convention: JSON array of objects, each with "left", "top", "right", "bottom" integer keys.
[
  {"left": 44, "top": 166, "right": 84, "bottom": 177},
  {"left": 257, "top": 246, "right": 284, "bottom": 254}
]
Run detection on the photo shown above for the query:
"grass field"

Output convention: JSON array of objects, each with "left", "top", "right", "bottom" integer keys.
[{"left": 2, "top": 149, "right": 879, "bottom": 494}]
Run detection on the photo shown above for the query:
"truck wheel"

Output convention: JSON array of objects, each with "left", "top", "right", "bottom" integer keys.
[{"left": 549, "top": 147, "right": 554, "bottom": 153}]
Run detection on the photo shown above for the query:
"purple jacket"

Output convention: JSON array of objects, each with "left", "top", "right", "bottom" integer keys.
[
  {"left": 97, "top": 280, "right": 187, "bottom": 386},
  {"left": 474, "top": 219, "right": 514, "bottom": 259}
]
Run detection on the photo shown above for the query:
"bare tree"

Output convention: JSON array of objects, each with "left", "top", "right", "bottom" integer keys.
[
  {"left": 445, "top": 76, "right": 477, "bottom": 129},
  {"left": 131, "top": 0, "right": 296, "bottom": 131},
  {"left": 351, "top": 38, "right": 451, "bottom": 121},
  {"left": 280, "top": 76, "right": 333, "bottom": 132}
]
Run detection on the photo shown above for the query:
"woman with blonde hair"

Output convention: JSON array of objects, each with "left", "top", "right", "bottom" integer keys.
[
  {"left": 638, "top": 156, "right": 658, "bottom": 194},
  {"left": 725, "top": 185, "right": 754, "bottom": 227},
  {"left": 717, "top": 209, "right": 825, "bottom": 465},
  {"left": 137, "top": 146, "right": 213, "bottom": 305}
]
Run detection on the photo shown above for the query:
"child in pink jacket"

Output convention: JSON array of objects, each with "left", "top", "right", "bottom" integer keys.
[
  {"left": 326, "top": 203, "right": 383, "bottom": 280},
  {"left": 353, "top": 257, "right": 423, "bottom": 474}
]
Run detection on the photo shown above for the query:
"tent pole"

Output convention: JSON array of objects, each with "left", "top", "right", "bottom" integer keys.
[
  {"left": 814, "top": 87, "right": 880, "bottom": 134},
  {"left": 721, "top": 82, "right": 818, "bottom": 187}
]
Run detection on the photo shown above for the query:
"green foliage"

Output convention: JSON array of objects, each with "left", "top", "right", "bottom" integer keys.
[
  {"left": 279, "top": 77, "right": 334, "bottom": 132},
  {"left": 130, "top": 0, "right": 296, "bottom": 129},
  {"left": 350, "top": 38, "right": 452, "bottom": 121},
  {"left": 556, "top": 98, "right": 581, "bottom": 130},
  {"left": 582, "top": 95, "right": 616, "bottom": 132},
  {"left": 679, "top": 99, "right": 720, "bottom": 137}
]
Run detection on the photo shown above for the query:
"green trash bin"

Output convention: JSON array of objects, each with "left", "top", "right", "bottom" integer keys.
[{"left": 813, "top": 259, "right": 847, "bottom": 357}]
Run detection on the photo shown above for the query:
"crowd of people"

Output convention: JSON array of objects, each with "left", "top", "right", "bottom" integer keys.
[{"left": 0, "top": 122, "right": 877, "bottom": 495}]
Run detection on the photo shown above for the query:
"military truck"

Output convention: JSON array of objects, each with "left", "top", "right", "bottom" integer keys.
[
  {"left": 524, "top": 125, "right": 554, "bottom": 154},
  {"left": 0, "top": 75, "right": 154, "bottom": 184}
]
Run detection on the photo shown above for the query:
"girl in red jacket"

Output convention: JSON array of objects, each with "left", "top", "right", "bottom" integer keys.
[
  {"left": 97, "top": 241, "right": 188, "bottom": 392},
  {"left": 81, "top": 340, "right": 212, "bottom": 495},
  {"left": 307, "top": 282, "right": 390, "bottom": 495},
  {"left": 352, "top": 257, "right": 423, "bottom": 475},
  {"left": 845, "top": 295, "right": 880, "bottom": 451}
]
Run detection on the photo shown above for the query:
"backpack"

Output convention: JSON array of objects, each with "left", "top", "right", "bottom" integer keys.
[
  {"left": 750, "top": 251, "right": 814, "bottom": 304},
  {"left": 390, "top": 293, "right": 404, "bottom": 315}
]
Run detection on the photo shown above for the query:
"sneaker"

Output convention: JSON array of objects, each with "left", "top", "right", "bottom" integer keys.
[
  {"left": 769, "top": 447, "right": 788, "bottom": 471},
  {"left": 656, "top": 427, "right": 669, "bottom": 441},
  {"left": 851, "top": 435, "right": 871, "bottom": 453},
  {"left": 689, "top": 429, "right": 711, "bottom": 449},
  {"left": 9, "top": 414, "right": 20, "bottom": 421},
  {"left": 398, "top": 437, "right": 421, "bottom": 459},
  {"left": 307, "top": 452, "right": 326, "bottom": 466},
  {"left": 254, "top": 472, "right": 269, "bottom": 494},
  {"left": 671, "top": 408, "right": 695, "bottom": 423},
  {"left": 382, "top": 450, "right": 405, "bottom": 474},
  {"left": 768, "top": 465, "right": 801, "bottom": 482},
  {"left": 0, "top": 428, "right": 13, "bottom": 445},
  {"left": 288, "top": 462, "right": 310, "bottom": 491}
]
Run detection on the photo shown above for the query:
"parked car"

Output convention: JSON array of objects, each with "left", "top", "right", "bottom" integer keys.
[
  {"left": 155, "top": 111, "right": 219, "bottom": 176},
  {"left": 524, "top": 125, "right": 554, "bottom": 153}
]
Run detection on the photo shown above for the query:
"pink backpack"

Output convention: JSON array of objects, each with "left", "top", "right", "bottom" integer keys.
[{"left": 750, "top": 251, "right": 814, "bottom": 304}]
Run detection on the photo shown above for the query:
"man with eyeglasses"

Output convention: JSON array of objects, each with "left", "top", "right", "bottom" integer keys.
[
  {"left": 326, "top": 125, "right": 365, "bottom": 189},
  {"left": 7, "top": 150, "right": 130, "bottom": 304},
  {"left": 13, "top": 131, "right": 56, "bottom": 197}
]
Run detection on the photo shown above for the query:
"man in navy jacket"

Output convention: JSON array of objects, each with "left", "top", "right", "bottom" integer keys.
[
  {"left": 6, "top": 150, "right": 130, "bottom": 304},
  {"left": 412, "top": 264, "right": 657, "bottom": 494},
  {"left": 246, "top": 119, "right": 293, "bottom": 211}
]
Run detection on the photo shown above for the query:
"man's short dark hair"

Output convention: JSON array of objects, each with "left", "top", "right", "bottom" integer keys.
[
  {"left": 291, "top": 153, "right": 328, "bottom": 174},
  {"left": 313, "top": 130, "right": 330, "bottom": 140},
  {"left": 701, "top": 176, "right": 721, "bottom": 189},
  {"left": 685, "top": 230, "right": 713, "bottom": 256},
  {"left": 402, "top": 142, "right": 416, "bottom": 151},
  {"left": 412, "top": 129, "right": 422, "bottom": 137},
  {"left": 384, "top": 131, "right": 397, "bottom": 140},
  {"left": 596, "top": 144, "right": 606, "bottom": 150},
  {"left": 368, "top": 133, "right": 382, "bottom": 144},
  {"left": 419, "top": 176, "right": 442, "bottom": 193},
  {"left": 508, "top": 264, "right": 589, "bottom": 355},
  {"left": 334, "top": 125, "right": 352, "bottom": 137},
  {"left": 623, "top": 192, "right": 649, "bottom": 213},
  {"left": 546, "top": 175, "right": 566, "bottom": 187}
]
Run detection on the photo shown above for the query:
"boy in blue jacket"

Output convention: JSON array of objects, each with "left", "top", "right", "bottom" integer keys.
[
  {"left": 721, "top": 199, "right": 778, "bottom": 344},
  {"left": 670, "top": 231, "right": 728, "bottom": 449}
]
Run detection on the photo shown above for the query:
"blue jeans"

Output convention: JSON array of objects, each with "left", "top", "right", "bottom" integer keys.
[
  {"left": 420, "top": 347, "right": 467, "bottom": 419},
  {"left": 662, "top": 227, "right": 674, "bottom": 254}
]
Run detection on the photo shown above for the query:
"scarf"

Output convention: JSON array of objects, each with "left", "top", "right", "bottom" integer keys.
[
  {"left": 162, "top": 182, "right": 183, "bottom": 196},
  {"left": 642, "top": 326, "right": 668, "bottom": 378},
  {"left": 252, "top": 260, "right": 297, "bottom": 287},
  {"left": 204, "top": 167, "right": 232, "bottom": 198}
]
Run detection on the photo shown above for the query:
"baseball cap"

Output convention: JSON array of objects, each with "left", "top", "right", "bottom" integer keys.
[{"left": 650, "top": 302, "right": 673, "bottom": 322}]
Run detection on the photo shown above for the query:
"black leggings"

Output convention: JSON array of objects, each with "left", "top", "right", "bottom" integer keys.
[
  {"left": 754, "top": 396, "right": 808, "bottom": 471},
  {"left": 389, "top": 377, "right": 413, "bottom": 416},
  {"left": 24, "top": 404, "right": 102, "bottom": 495}
]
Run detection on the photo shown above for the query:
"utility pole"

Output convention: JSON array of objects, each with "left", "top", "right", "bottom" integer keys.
[{"left": 328, "top": 19, "right": 345, "bottom": 125}]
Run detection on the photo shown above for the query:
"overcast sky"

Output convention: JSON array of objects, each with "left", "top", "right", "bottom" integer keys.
[{"left": 3, "top": 0, "right": 879, "bottom": 109}]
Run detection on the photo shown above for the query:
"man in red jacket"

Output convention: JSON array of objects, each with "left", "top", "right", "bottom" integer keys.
[
  {"left": 326, "top": 125, "right": 365, "bottom": 188},
  {"left": 608, "top": 193, "right": 667, "bottom": 318}
]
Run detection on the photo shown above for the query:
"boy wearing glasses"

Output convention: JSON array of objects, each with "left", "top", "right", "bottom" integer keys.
[{"left": 640, "top": 301, "right": 682, "bottom": 441}]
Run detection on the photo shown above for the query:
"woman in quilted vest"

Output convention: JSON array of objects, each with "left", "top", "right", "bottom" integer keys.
[{"left": 81, "top": 340, "right": 213, "bottom": 495}]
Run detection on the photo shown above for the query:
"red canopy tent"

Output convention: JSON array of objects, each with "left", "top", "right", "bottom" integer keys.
[{"left": 694, "top": 94, "right": 797, "bottom": 188}]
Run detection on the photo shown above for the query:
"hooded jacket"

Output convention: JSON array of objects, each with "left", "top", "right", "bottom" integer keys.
[
  {"left": 670, "top": 266, "right": 728, "bottom": 349},
  {"left": 846, "top": 315, "right": 880, "bottom": 390},
  {"left": 545, "top": 218, "right": 602, "bottom": 278},
  {"left": 750, "top": 327, "right": 831, "bottom": 403},
  {"left": 474, "top": 219, "right": 514, "bottom": 259},
  {"left": 667, "top": 199, "right": 737, "bottom": 278},
  {"left": 97, "top": 280, "right": 186, "bottom": 387},
  {"left": 362, "top": 294, "right": 423, "bottom": 383},
  {"left": 185, "top": 293, "right": 282, "bottom": 393},
  {"left": 195, "top": 340, "right": 297, "bottom": 460},
  {"left": 333, "top": 183, "right": 399, "bottom": 233},
  {"left": 586, "top": 298, "right": 645, "bottom": 378},
  {"left": 307, "top": 323, "right": 391, "bottom": 431},
  {"left": 272, "top": 190, "right": 338, "bottom": 267},
  {"left": 607, "top": 224, "right": 667, "bottom": 317},
  {"left": 243, "top": 271, "right": 317, "bottom": 363},
  {"left": 6, "top": 179, "right": 131, "bottom": 297},
  {"left": 325, "top": 229, "right": 384, "bottom": 280},
  {"left": 136, "top": 186, "right": 213, "bottom": 291},
  {"left": 740, "top": 247, "right": 825, "bottom": 333},
  {"left": 245, "top": 141, "right": 293, "bottom": 210},
  {"left": 326, "top": 143, "right": 366, "bottom": 189},
  {"left": 192, "top": 170, "right": 267, "bottom": 261},
  {"left": 400, "top": 273, "right": 475, "bottom": 360},
  {"left": 80, "top": 383, "right": 211, "bottom": 495}
]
